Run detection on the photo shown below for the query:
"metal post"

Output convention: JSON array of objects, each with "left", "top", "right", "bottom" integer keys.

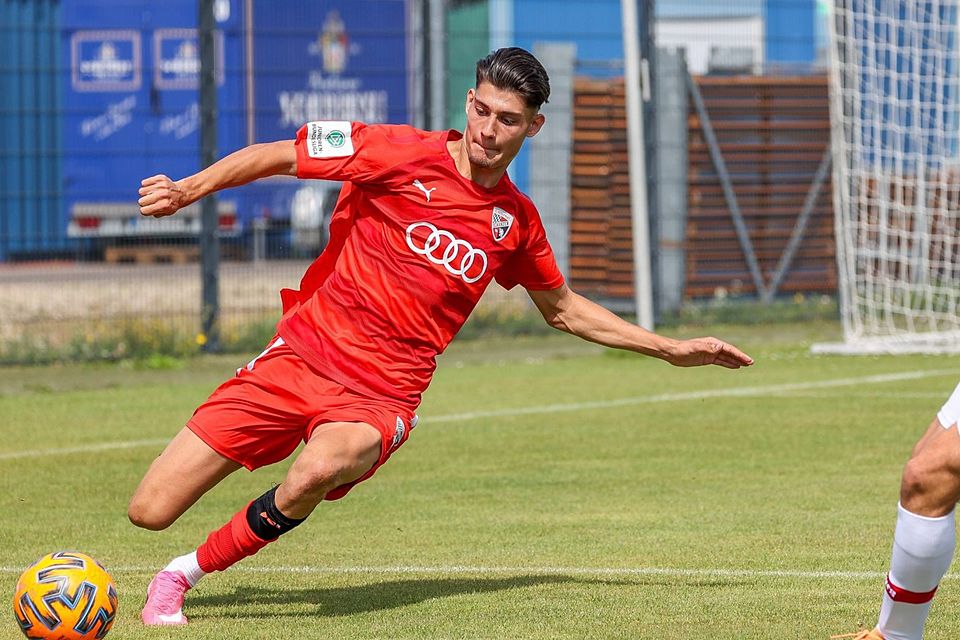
[
  {"left": 252, "top": 217, "right": 267, "bottom": 263},
  {"left": 489, "top": 0, "right": 512, "bottom": 51},
  {"left": 621, "top": 0, "right": 654, "bottom": 330},
  {"left": 428, "top": 0, "right": 446, "bottom": 131},
  {"left": 199, "top": 0, "right": 220, "bottom": 351},
  {"left": 406, "top": 0, "right": 426, "bottom": 129},
  {"left": 653, "top": 49, "right": 688, "bottom": 316}
]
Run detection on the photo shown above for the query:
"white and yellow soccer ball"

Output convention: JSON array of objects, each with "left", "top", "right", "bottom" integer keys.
[{"left": 12, "top": 551, "right": 118, "bottom": 640}]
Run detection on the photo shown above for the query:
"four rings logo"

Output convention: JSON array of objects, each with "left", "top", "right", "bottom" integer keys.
[{"left": 405, "top": 222, "right": 488, "bottom": 284}]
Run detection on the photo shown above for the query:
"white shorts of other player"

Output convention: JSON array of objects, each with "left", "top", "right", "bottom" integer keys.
[{"left": 937, "top": 381, "right": 960, "bottom": 430}]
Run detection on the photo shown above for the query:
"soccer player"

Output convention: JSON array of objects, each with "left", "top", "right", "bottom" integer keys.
[
  {"left": 130, "top": 47, "right": 755, "bottom": 626},
  {"left": 834, "top": 382, "right": 960, "bottom": 640}
]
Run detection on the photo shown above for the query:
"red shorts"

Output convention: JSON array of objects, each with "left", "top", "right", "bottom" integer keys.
[{"left": 187, "top": 337, "right": 417, "bottom": 500}]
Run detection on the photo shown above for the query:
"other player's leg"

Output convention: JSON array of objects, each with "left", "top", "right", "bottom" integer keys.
[
  {"left": 837, "top": 382, "right": 960, "bottom": 640},
  {"left": 871, "top": 417, "right": 960, "bottom": 640}
]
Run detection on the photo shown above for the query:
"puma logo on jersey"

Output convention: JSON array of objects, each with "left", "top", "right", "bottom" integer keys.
[{"left": 412, "top": 179, "right": 437, "bottom": 202}]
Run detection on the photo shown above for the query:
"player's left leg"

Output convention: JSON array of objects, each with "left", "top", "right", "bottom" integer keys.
[{"left": 194, "top": 420, "right": 382, "bottom": 573}]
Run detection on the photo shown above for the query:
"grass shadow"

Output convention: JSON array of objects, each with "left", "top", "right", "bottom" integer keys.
[{"left": 186, "top": 573, "right": 749, "bottom": 621}]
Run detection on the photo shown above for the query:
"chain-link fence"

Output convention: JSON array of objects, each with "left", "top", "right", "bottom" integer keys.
[{"left": 1, "top": 0, "right": 835, "bottom": 364}]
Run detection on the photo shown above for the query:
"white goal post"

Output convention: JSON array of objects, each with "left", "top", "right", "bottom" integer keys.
[{"left": 816, "top": 0, "right": 960, "bottom": 354}]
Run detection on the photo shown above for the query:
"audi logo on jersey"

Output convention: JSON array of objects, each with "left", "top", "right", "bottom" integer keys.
[{"left": 405, "top": 221, "right": 488, "bottom": 284}]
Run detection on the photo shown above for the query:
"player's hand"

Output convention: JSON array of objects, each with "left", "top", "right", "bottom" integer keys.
[
  {"left": 138, "top": 174, "right": 187, "bottom": 218},
  {"left": 666, "top": 337, "right": 754, "bottom": 369}
]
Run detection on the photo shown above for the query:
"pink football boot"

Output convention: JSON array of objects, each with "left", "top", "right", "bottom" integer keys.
[{"left": 141, "top": 570, "right": 191, "bottom": 626}]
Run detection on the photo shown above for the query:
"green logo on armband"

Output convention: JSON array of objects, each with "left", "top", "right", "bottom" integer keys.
[{"left": 325, "top": 130, "right": 346, "bottom": 147}]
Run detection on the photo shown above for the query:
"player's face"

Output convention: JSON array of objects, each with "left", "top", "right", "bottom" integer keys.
[{"left": 464, "top": 83, "right": 545, "bottom": 171}]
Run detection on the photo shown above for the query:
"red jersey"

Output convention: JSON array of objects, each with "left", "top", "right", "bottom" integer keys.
[{"left": 277, "top": 121, "right": 564, "bottom": 408}]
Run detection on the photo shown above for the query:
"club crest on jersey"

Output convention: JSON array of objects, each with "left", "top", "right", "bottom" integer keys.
[{"left": 491, "top": 207, "right": 514, "bottom": 242}]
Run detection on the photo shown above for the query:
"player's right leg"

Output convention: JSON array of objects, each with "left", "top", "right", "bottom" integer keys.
[
  {"left": 141, "top": 419, "right": 390, "bottom": 627},
  {"left": 128, "top": 427, "right": 243, "bottom": 626},
  {"left": 869, "top": 416, "right": 960, "bottom": 640},
  {"left": 138, "top": 337, "right": 415, "bottom": 626},
  {"left": 128, "top": 428, "right": 243, "bottom": 626},
  {"left": 136, "top": 336, "right": 302, "bottom": 626},
  {"left": 901, "top": 416, "right": 960, "bottom": 516},
  {"left": 128, "top": 426, "right": 242, "bottom": 530}
]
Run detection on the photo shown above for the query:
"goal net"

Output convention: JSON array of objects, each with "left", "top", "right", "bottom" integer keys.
[{"left": 817, "top": 0, "right": 960, "bottom": 354}]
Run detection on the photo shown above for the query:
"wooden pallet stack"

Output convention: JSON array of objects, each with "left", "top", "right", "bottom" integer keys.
[
  {"left": 685, "top": 74, "right": 836, "bottom": 298},
  {"left": 103, "top": 244, "right": 200, "bottom": 265},
  {"left": 568, "top": 78, "right": 634, "bottom": 301},
  {"left": 568, "top": 73, "right": 838, "bottom": 303}
]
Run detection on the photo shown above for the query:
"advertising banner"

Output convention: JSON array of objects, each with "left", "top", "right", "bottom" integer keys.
[
  {"left": 250, "top": 1, "right": 410, "bottom": 143},
  {"left": 61, "top": 0, "right": 243, "bottom": 238},
  {"left": 58, "top": 0, "right": 410, "bottom": 246}
]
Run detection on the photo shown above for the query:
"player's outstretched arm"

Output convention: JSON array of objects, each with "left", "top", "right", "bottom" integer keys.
[
  {"left": 528, "top": 285, "right": 754, "bottom": 369},
  {"left": 138, "top": 140, "right": 298, "bottom": 218}
]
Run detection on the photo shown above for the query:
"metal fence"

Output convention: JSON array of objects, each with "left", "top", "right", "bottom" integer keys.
[{"left": 0, "top": 0, "right": 832, "bottom": 364}]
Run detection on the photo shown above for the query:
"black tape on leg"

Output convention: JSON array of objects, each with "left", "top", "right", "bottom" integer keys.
[{"left": 246, "top": 486, "right": 306, "bottom": 541}]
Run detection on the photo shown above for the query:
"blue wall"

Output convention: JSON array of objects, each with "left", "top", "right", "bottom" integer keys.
[
  {"left": 0, "top": 0, "right": 63, "bottom": 260},
  {"left": 61, "top": 0, "right": 246, "bottom": 225},
  {"left": 659, "top": 0, "right": 762, "bottom": 18},
  {"left": 855, "top": 2, "right": 960, "bottom": 168},
  {"left": 510, "top": 0, "right": 626, "bottom": 192},
  {"left": 513, "top": 0, "right": 625, "bottom": 73},
  {"left": 765, "top": 0, "right": 816, "bottom": 67},
  {"left": 0, "top": 0, "right": 414, "bottom": 262}
]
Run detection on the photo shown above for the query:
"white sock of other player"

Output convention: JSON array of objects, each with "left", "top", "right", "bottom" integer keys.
[
  {"left": 877, "top": 503, "right": 956, "bottom": 640},
  {"left": 162, "top": 551, "right": 207, "bottom": 588}
]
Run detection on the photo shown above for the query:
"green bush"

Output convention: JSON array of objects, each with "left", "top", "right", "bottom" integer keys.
[
  {"left": 658, "top": 294, "right": 839, "bottom": 328},
  {"left": 0, "top": 294, "right": 840, "bottom": 366}
]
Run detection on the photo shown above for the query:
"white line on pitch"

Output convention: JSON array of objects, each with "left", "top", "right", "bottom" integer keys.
[
  {"left": 759, "top": 391, "right": 948, "bottom": 400},
  {"left": 0, "top": 564, "right": 957, "bottom": 582},
  {"left": 0, "top": 438, "right": 171, "bottom": 462},
  {"left": 1, "top": 368, "right": 956, "bottom": 461},
  {"left": 0, "top": 564, "right": 927, "bottom": 581},
  {"left": 426, "top": 368, "right": 960, "bottom": 423}
]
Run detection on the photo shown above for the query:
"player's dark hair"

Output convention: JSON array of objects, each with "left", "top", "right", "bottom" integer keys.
[{"left": 475, "top": 47, "right": 550, "bottom": 109}]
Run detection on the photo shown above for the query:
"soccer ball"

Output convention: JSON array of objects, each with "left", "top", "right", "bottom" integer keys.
[{"left": 12, "top": 551, "right": 118, "bottom": 640}]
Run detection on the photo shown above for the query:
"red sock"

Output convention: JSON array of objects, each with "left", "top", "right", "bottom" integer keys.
[{"left": 196, "top": 501, "right": 272, "bottom": 573}]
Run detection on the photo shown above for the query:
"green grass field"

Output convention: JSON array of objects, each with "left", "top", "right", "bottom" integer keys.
[{"left": 2, "top": 321, "right": 960, "bottom": 639}]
